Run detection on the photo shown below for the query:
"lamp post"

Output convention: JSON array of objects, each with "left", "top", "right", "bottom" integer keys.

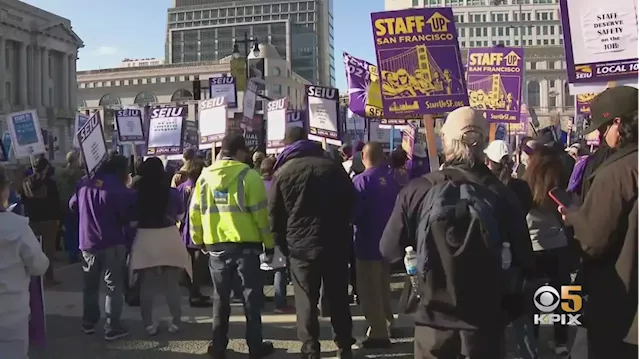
[{"left": 232, "top": 33, "right": 260, "bottom": 80}]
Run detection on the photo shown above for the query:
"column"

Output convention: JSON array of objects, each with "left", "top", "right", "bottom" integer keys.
[
  {"left": 41, "top": 47, "right": 49, "bottom": 107},
  {"left": 68, "top": 53, "right": 77, "bottom": 111},
  {"left": 61, "top": 52, "right": 69, "bottom": 110},
  {"left": 18, "top": 42, "right": 27, "bottom": 107},
  {"left": 0, "top": 36, "right": 5, "bottom": 108},
  {"left": 34, "top": 46, "right": 42, "bottom": 108}
]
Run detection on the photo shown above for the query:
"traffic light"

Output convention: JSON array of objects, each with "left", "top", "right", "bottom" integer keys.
[{"left": 192, "top": 80, "right": 201, "bottom": 101}]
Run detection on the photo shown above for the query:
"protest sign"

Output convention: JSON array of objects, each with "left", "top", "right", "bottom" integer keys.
[
  {"left": 575, "top": 93, "right": 597, "bottom": 117},
  {"left": 73, "top": 113, "right": 90, "bottom": 148},
  {"left": 243, "top": 80, "right": 258, "bottom": 120},
  {"left": 401, "top": 123, "right": 417, "bottom": 159},
  {"left": 198, "top": 97, "right": 228, "bottom": 149},
  {"left": 6, "top": 110, "right": 46, "bottom": 159},
  {"left": 560, "top": 0, "right": 638, "bottom": 85},
  {"left": 467, "top": 47, "right": 524, "bottom": 123},
  {"left": 266, "top": 97, "right": 288, "bottom": 150},
  {"left": 306, "top": 85, "right": 341, "bottom": 146},
  {"left": 371, "top": 7, "right": 468, "bottom": 117},
  {"left": 76, "top": 112, "right": 108, "bottom": 178},
  {"left": 507, "top": 104, "right": 530, "bottom": 136},
  {"left": 210, "top": 76, "right": 238, "bottom": 108},
  {"left": 115, "top": 108, "right": 145, "bottom": 143},
  {"left": 147, "top": 106, "right": 185, "bottom": 156},
  {"left": 343, "top": 52, "right": 384, "bottom": 118}
]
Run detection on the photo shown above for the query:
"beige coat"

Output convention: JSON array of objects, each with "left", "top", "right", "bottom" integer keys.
[{"left": 129, "top": 226, "right": 192, "bottom": 282}]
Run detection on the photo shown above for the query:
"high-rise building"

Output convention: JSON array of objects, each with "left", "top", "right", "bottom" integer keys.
[
  {"left": 384, "top": 0, "right": 573, "bottom": 126},
  {"left": 165, "top": 0, "right": 335, "bottom": 87}
]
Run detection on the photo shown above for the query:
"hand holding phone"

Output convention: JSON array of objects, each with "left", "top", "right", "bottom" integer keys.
[{"left": 548, "top": 187, "right": 572, "bottom": 208}]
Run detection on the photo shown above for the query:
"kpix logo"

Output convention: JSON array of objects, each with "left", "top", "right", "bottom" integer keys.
[{"left": 533, "top": 285, "right": 582, "bottom": 326}]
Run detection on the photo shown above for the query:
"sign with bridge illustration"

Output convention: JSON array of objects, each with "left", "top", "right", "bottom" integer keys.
[
  {"left": 370, "top": 7, "right": 469, "bottom": 118},
  {"left": 466, "top": 47, "right": 524, "bottom": 123}
]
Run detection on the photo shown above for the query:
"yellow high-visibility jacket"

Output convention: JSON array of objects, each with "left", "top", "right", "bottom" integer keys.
[{"left": 189, "top": 159, "right": 274, "bottom": 251}]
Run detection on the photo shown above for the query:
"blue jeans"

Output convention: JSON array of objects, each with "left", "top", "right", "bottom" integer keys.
[
  {"left": 208, "top": 247, "right": 264, "bottom": 353},
  {"left": 274, "top": 267, "right": 288, "bottom": 309},
  {"left": 81, "top": 245, "right": 127, "bottom": 331}
]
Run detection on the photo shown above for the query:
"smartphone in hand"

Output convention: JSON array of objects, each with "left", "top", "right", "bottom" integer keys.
[{"left": 548, "top": 187, "right": 572, "bottom": 207}]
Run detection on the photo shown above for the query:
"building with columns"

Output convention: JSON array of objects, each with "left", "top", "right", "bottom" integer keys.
[{"left": 0, "top": 0, "right": 83, "bottom": 160}]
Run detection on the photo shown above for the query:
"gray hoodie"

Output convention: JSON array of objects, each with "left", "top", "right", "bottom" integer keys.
[
  {"left": 0, "top": 211, "right": 49, "bottom": 327},
  {"left": 526, "top": 207, "right": 567, "bottom": 251}
]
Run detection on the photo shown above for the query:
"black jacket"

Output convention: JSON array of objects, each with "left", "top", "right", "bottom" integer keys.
[
  {"left": 269, "top": 147, "right": 356, "bottom": 262},
  {"left": 380, "top": 164, "right": 535, "bottom": 330},
  {"left": 22, "top": 174, "right": 61, "bottom": 222}
]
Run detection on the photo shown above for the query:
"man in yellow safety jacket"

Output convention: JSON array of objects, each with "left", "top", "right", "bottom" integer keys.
[{"left": 189, "top": 133, "right": 275, "bottom": 359}]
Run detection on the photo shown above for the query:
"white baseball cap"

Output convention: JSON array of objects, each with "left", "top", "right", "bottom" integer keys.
[{"left": 484, "top": 140, "right": 511, "bottom": 163}]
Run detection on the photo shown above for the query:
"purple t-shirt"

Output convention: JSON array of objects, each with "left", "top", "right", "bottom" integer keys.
[{"left": 176, "top": 180, "right": 197, "bottom": 247}]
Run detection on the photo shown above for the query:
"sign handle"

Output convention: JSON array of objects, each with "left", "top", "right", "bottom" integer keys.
[
  {"left": 489, "top": 123, "right": 497, "bottom": 142},
  {"left": 321, "top": 138, "right": 327, "bottom": 150},
  {"left": 422, "top": 114, "right": 440, "bottom": 173},
  {"left": 389, "top": 125, "right": 395, "bottom": 152}
]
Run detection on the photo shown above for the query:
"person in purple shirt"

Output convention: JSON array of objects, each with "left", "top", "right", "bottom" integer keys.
[
  {"left": 69, "top": 153, "right": 134, "bottom": 341},
  {"left": 176, "top": 159, "right": 212, "bottom": 308},
  {"left": 352, "top": 142, "right": 401, "bottom": 349},
  {"left": 405, "top": 143, "right": 430, "bottom": 180}
]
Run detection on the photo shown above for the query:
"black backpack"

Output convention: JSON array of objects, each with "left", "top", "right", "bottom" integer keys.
[{"left": 416, "top": 167, "right": 511, "bottom": 323}]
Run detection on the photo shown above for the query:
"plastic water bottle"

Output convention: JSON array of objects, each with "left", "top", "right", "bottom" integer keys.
[
  {"left": 404, "top": 246, "right": 418, "bottom": 275},
  {"left": 501, "top": 242, "right": 512, "bottom": 270}
]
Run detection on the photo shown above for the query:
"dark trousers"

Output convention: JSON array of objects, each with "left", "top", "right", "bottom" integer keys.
[
  {"left": 414, "top": 325, "right": 505, "bottom": 359},
  {"left": 532, "top": 247, "right": 571, "bottom": 345},
  {"left": 208, "top": 248, "right": 264, "bottom": 354},
  {"left": 289, "top": 256, "right": 354, "bottom": 354},
  {"left": 187, "top": 248, "right": 208, "bottom": 298}
]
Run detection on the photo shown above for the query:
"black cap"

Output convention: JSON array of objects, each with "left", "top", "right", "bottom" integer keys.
[
  {"left": 585, "top": 86, "right": 638, "bottom": 134},
  {"left": 220, "top": 133, "right": 248, "bottom": 156}
]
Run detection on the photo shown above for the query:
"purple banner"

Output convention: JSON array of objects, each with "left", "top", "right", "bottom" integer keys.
[
  {"left": 401, "top": 123, "right": 417, "bottom": 159},
  {"left": 507, "top": 104, "right": 529, "bottom": 136},
  {"left": 371, "top": 8, "right": 468, "bottom": 118},
  {"left": 467, "top": 47, "right": 524, "bottom": 123},
  {"left": 559, "top": 0, "right": 638, "bottom": 84},
  {"left": 575, "top": 93, "right": 597, "bottom": 117},
  {"left": 343, "top": 52, "right": 384, "bottom": 118}
]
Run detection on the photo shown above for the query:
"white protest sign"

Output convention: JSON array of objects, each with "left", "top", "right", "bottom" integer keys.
[
  {"left": 147, "top": 106, "right": 185, "bottom": 156},
  {"left": 306, "top": 85, "right": 341, "bottom": 146},
  {"left": 73, "top": 113, "right": 90, "bottom": 148},
  {"left": 115, "top": 108, "right": 145, "bottom": 143},
  {"left": 198, "top": 97, "right": 228, "bottom": 150},
  {"left": 76, "top": 112, "right": 108, "bottom": 178},
  {"left": 243, "top": 80, "right": 258, "bottom": 120},
  {"left": 6, "top": 109, "right": 46, "bottom": 159},
  {"left": 209, "top": 76, "right": 238, "bottom": 108},
  {"left": 266, "top": 97, "right": 288, "bottom": 149}
]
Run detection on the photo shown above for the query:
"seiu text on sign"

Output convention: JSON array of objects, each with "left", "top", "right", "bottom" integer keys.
[
  {"left": 116, "top": 109, "right": 140, "bottom": 117},
  {"left": 200, "top": 97, "right": 226, "bottom": 110},
  {"left": 152, "top": 107, "right": 185, "bottom": 118},
  {"left": 267, "top": 98, "right": 287, "bottom": 112},
  {"left": 307, "top": 86, "right": 337, "bottom": 100},
  {"left": 210, "top": 77, "right": 235, "bottom": 85},
  {"left": 78, "top": 115, "right": 99, "bottom": 142}
]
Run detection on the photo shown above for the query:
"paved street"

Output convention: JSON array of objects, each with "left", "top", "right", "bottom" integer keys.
[{"left": 30, "top": 261, "right": 567, "bottom": 358}]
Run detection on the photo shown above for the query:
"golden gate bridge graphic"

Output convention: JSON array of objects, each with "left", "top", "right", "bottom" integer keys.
[
  {"left": 468, "top": 73, "right": 518, "bottom": 111},
  {"left": 379, "top": 45, "right": 463, "bottom": 99}
]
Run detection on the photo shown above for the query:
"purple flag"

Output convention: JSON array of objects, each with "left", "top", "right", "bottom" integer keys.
[
  {"left": 343, "top": 52, "right": 383, "bottom": 118},
  {"left": 559, "top": 0, "right": 638, "bottom": 84},
  {"left": 575, "top": 93, "right": 597, "bottom": 117},
  {"left": 467, "top": 47, "right": 524, "bottom": 123},
  {"left": 371, "top": 8, "right": 468, "bottom": 118},
  {"left": 401, "top": 123, "right": 417, "bottom": 159}
]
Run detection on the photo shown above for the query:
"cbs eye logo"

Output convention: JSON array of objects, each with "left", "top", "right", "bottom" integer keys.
[{"left": 533, "top": 285, "right": 583, "bottom": 326}]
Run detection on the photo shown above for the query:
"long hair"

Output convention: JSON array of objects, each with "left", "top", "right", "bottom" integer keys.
[
  {"left": 522, "top": 147, "right": 565, "bottom": 209},
  {"left": 137, "top": 157, "right": 171, "bottom": 227},
  {"left": 260, "top": 156, "right": 276, "bottom": 181},
  {"left": 443, "top": 131, "right": 486, "bottom": 167},
  {"left": 617, "top": 110, "right": 638, "bottom": 148}
]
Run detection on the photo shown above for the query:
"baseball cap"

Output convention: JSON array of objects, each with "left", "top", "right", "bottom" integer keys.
[
  {"left": 441, "top": 106, "right": 489, "bottom": 141},
  {"left": 585, "top": 86, "right": 638, "bottom": 134},
  {"left": 252, "top": 151, "right": 265, "bottom": 163},
  {"left": 412, "top": 143, "right": 427, "bottom": 157},
  {"left": 484, "top": 140, "right": 511, "bottom": 163}
]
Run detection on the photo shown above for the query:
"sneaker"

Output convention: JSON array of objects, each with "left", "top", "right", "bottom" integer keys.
[
  {"left": 82, "top": 323, "right": 95, "bottom": 335},
  {"left": 249, "top": 341, "right": 275, "bottom": 359},
  {"left": 145, "top": 324, "right": 158, "bottom": 336},
  {"left": 554, "top": 345, "right": 570, "bottom": 356},
  {"left": 356, "top": 338, "right": 392, "bottom": 349},
  {"left": 167, "top": 323, "right": 180, "bottom": 333},
  {"left": 273, "top": 306, "right": 296, "bottom": 314},
  {"left": 104, "top": 328, "right": 130, "bottom": 341},
  {"left": 338, "top": 348, "right": 353, "bottom": 359},
  {"left": 207, "top": 345, "right": 227, "bottom": 359}
]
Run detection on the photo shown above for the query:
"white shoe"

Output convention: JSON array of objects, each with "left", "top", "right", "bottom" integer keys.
[
  {"left": 146, "top": 324, "right": 158, "bottom": 336},
  {"left": 554, "top": 345, "right": 569, "bottom": 356},
  {"left": 167, "top": 323, "right": 180, "bottom": 333}
]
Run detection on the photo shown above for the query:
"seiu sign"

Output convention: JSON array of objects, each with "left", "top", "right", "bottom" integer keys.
[
  {"left": 116, "top": 109, "right": 140, "bottom": 117},
  {"left": 151, "top": 106, "right": 185, "bottom": 118},
  {"left": 286, "top": 110, "right": 303, "bottom": 123},
  {"left": 267, "top": 98, "right": 287, "bottom": 112},
  {"left": 77, "top": 114, "right": 100, "bottom": 142},
  {"left": 306, "top": 85, "right": 338, "bottom": 100},
  {"left": 210, "top": 77, "right": 235, "bottom": 85},
  {"left": 199, "top": 97, "right": 226, "bottom": 110}
]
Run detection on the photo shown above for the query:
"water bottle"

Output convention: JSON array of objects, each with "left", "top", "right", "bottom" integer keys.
[
  {"left": 404, "top": 246, "right": 418, "bottom": 275},
  {"left": 501, "top": 242, "right": 512, "bottom": 270}
]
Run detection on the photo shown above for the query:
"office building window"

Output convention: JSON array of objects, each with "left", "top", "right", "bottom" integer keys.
[
  {"left": 549, "top": 95, "right": 557, "bottom": 107},
  {"left": 527, "top": 81, "right": 540, "bottom": 107},
  {"left": 300, "top": 2, "right": 307, "bottom": 10}
]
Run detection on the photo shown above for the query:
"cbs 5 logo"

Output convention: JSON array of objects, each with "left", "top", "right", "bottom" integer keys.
[{"left": 534, "top": 285, "right": 582, "bottom": 313}]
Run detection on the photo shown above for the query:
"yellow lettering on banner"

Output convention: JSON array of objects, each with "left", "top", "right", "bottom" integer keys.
[
  {"left": 374, "top": 16, "right": 426, "bottom": 36},
  {"left": 469, "top": 51, "right": 521, "bottom": 67}
]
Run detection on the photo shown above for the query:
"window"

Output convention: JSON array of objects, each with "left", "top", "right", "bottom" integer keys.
[
  {"left": 476, "top": 28, "right": 482, "bottom": 36},
  {"left": 529, "top": 61, "right": 537, "bottom": 69},
  {"left": 549, "top": 78, "right": 556, "bottom": 88},
  {"left": 412, "top": 0, "right": 420, "bottom": 4},
  {"left": 527, "top": 81, "right": 540, "bottom": 107},
  {"left": 549, "top": 61, "right": 556, "bottom": 70},
  {"left": 564, "top": 82, "right": 574, "bottom": 107},
  {"left": 549, "top": 95, "right": 557, "bottom": 107},
  {"left": 4, "top": 46, "right": 8, "bottom": 70}
]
